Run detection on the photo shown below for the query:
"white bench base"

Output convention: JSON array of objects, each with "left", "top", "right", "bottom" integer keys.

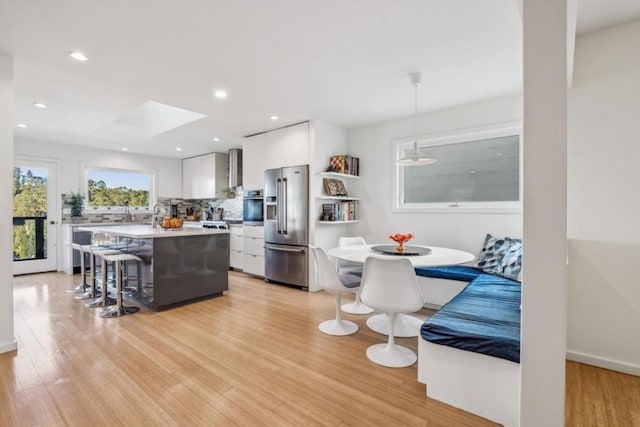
[
  {"left": 418, "top": 338, "right": 521, "bottom": 427},
  {"left": 418, "top": 276, "right": 468, "bottom": 309}
]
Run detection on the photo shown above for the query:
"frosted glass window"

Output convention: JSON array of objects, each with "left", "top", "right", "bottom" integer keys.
[
  {"left": 392, "top": 121, "right": 522, "bottom": 213},
  {"left": 399, "top": 134, "right": 520, "bottom": 208}
]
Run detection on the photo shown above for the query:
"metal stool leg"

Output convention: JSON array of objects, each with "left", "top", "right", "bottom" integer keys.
[
  {"left": 86, "top": 254, "right": 117, "bottom": 308},
  {"left": 99, "top": 257, "right": 139, "bottom": 318},
  {"left": 68, "top": 246, "right": 89, "bottom": 292},
  {"left": 75, "top": 249, "right": 102, "bottom": 300}
]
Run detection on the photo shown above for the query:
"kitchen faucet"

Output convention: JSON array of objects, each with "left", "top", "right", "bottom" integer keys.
[
  {"left": 152, "top": 203, "right": 162, "bottom": 228},
  {"left": 124, "top": 201, "right": 132, "bottom": 222}
]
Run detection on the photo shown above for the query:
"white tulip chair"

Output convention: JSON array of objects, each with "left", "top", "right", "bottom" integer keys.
[
  {"left": 336, "top": 236, "right": 374, "bottom": 315},
  {"left": 310, "top": 246, "right": 360, "bottom": 336},
  {"left": 360, "top": 257, "right": 424, "bottom": 368}
]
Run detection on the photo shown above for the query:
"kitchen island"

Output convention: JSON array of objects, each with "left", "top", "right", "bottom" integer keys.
[{"left": 79, "top": 225, "right": 230, "bottom": 310}]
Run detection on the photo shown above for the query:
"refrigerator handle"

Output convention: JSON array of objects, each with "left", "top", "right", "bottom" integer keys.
[
  {"left": 282, "top": 178, "right": 287, "bottom": 234},
  {"left": 276, "top": 178, "right": 282, "bottom": 234},
  {"left": 265, "top": 245, "right": 305, "bottom": 253}
]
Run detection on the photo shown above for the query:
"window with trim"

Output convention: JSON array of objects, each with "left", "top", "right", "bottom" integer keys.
[
  {"left": 83, "top": 166, "right": 154, "bottom": 211},
  {"left": 394, "top": 123, "right": 522, "bottom": 212}
]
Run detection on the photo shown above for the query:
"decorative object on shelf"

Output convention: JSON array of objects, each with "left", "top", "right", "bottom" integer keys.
[
  {"left": 67, "top": 191, "right": 85, "bottom": 222},
  {"left": 388, "top": 233, "right": 414, "bottom": 253},
  {"left": 396, "top": 72, "right": 437, "bottom": 166},
  {"left": 323, "top": 178, "right": 348, "bottom": 197},
  {"left": 328, "top": 155, "right": 360, "bottom": 176}
]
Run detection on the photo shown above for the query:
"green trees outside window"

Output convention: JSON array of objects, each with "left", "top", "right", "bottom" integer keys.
[{"left": 13, "top": 167, "right": 47, "bottom": 260}]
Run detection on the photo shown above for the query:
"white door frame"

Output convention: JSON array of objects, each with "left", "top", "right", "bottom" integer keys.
[{"left": 13, "top": 156, "right": 61, "bottom": 275}]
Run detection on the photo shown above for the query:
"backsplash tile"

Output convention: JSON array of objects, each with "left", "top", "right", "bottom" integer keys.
[
  {"left": 62, "top": 190, "right": 243, "bottom": 224},
  {"left": 156, "top": 189, "right": 243, "bottom": 221}
]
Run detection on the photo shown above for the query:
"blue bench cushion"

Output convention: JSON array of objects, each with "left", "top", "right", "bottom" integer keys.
[
  {"left": 420, "top": 274, "right": 522, "bottom": 363},
  {"left": 414, "top": 265, "right": 484, "bottom": 282}
]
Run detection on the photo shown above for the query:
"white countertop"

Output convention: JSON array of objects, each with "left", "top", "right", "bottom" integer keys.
[
  {"left": 77, "top": 224, "right": 230, "bottom": 239},
  {"left": 66, "top": 222, "right": 149, "bottom": 228}
]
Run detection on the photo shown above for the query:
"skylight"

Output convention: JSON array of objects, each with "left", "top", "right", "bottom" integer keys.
[{"left": 96, "top": 101, "right": 206, "bottom": 139}]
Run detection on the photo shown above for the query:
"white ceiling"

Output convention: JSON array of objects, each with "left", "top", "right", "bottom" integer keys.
[{"left": 1, "top": 0, "right": 639, "bottom": 159}]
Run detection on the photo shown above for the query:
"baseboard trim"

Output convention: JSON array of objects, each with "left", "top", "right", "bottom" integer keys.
[
  {"left": 567, "top": 350, "right": 640, "bottom": 376},
  {"left": 0, "top": 339, "right": 17, "bottom": 354}
]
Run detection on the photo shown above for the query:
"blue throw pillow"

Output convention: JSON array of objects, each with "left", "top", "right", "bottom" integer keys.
[
  {"left": 474, "top": 233, "right": 511, "bottom": 275},
  {"left": 499, "top": 238, "right": 522, "bottom": 282}
]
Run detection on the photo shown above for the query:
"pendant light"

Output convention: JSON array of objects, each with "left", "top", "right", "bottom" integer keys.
[{"left": 396, "top": 72, "right": 437, "bottom": 166}]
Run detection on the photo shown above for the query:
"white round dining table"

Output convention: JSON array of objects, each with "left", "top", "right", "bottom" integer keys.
[
  {"left": 327, "top": 244, "right": 475, "bottom": 338},
  {"left": 327, "top": 244, "right": 475, "bottom": 267}
]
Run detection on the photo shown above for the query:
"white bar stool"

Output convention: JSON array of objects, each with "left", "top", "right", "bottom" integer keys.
[
  {"left": 99, "top": 253, "right": 141, "bottom": 318},
  {"left": 85, "top": 247, "right": 121, "bottom": 308},
  {"left": 74, "top": 245, "right": 101, "bottom": 300},
  {"left": 67, "top": 243, "right": 89, "bottom": 293}
]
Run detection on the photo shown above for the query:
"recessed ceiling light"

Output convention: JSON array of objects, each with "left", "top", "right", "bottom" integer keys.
[
  {"left": 176, "top": 147, "right": 182, "bottom": 151},
  {"left": 17, "top": 123, "right": 28, "bottom": 128},
  {"left": 69, "top": 51, "right": 89, "bottom": 62},
  {"left": 122, "top": 147, "right": 129, "bottom": 151},
  {"left": 213, "top": 137, "right": 221, "bottom": 142},
  {"left": 214, "top": 90, "right": 227, "bottom": 99},
  {"left": 33, "top": 102, "right": 48, "bottom": 109},
  {"left": 497, "top": 152, "right": 503, "bottom": 157},
  {"left": 269, "top": 115, "right": 279, "bottom": 121},
  {"left": 469, "top": 170, "right": 477, "bottom": 174}
]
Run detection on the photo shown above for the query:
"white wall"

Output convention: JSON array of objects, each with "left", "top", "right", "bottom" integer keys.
[
  {"left": 309, "top": 119, "right": 349, "bottom": 292},
  {"left": 0, "top": 53, "right": 16, "bottom": 353},
  {"left": 347, "top": 94, "right": 523, "bottom": 255},
  {"left": 14, "top": 138, "right": 183, "bottom": 198},
  {"left": 520, "top": 0, "right": 567, "bottom": 424},
  {"left": 566, "top": 19, "right": 640, "bottom": 375}
]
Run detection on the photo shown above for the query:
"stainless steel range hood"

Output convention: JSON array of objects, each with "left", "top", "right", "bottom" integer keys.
[{"left": 228, "top": 148, "right": 243, "bottom": 189}]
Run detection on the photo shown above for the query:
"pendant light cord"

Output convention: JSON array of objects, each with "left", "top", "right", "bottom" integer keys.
[{"left": 414, "top": 81, "right": 418, "bottom": 153}]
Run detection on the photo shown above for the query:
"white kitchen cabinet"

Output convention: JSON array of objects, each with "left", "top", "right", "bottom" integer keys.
[
  {"left": 243, "top": 122, "right": 309, "bottom": 191},
  {"left": 282, "top": 122, "right": 310, "bottom": 167},
  {"left": 229, "top": 224, "right": 243, "bottom": 270},
  {"left": 242, "top": 253, "right": 265, "bottom": 277},
  {"left": 266, "top": 122, "right": 309, "bottom": 169},
  {"left": 182, "top": 153, "right": 228, "bottom": 199},
  {"left": 242, "top": 225, "right": 264, "bottom": 277},
  {"left": 242, "top": 133, "right": 267, "bottom": 191}
]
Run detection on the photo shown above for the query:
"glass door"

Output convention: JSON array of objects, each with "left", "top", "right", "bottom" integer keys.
[{"left": 13, "top": 159, "right": 58, "bottom": 275}]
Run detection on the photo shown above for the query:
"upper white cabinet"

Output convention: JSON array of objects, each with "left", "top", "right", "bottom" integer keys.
[
  {"left": 182, "top": 153, "right": 228, "bottom": 199},
  {"left": 242, "top": 133, "right": 268, "bottom": 191},
  {"left": 243, "top": 122, "right": 310, "bottom": 190},
  {"left": 269, "top": 122, "right": 310, "bottom": 168}
]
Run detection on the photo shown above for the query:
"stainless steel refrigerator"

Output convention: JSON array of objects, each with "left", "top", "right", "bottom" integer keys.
[{"left": 264, "top": 165, "right": 309, "bottom": 288}]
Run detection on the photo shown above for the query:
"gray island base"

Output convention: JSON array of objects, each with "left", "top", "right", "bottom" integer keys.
[{"left": 80, "top": 225, "right": 229, "bottom": 310}]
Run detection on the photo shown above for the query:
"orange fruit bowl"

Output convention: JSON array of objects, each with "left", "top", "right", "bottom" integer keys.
[
  {"left": 388, "top": 233, "right": 414, "bottom": 244},
  {"left": 160, "top": 218, "right": 184, "bottom": 229}
]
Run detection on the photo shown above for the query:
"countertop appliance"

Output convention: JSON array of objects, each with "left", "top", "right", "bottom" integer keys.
[
  {"left": 264, "top": 165, "right": 309, "bottom": 289},
  {"left": 243, "top": 189, "right": 264, "bottom": 225}
]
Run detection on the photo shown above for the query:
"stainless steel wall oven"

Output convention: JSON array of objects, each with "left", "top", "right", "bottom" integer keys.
[{"left": 242, "top": 190, "right": 264, "bottom": 225}]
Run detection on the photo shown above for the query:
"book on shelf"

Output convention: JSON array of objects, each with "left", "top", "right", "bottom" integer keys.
[
  {"left": 328, "top": 155, "right": 359, "bottom": 176},
  {"left": 322, "top": 178, "right": 348, "bottom": 197},
  {"left": 320, "top": 201, "right": 358, "bottom": 222}
]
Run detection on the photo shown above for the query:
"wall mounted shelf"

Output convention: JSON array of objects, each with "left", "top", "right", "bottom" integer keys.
[
  {"left": 317, "top": 220, "right": 360, "bottom": 224},
  {"left": 319, "top": 172, "right": 360, "bottom": 179}
]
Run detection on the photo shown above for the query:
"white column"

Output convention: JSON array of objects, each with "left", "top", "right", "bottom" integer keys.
[
  {"left": 521, "top": 1, "right": 567, "bottom": 426},
  {"left": 0, "top": 52, "right": 16, "bottom": 353}
]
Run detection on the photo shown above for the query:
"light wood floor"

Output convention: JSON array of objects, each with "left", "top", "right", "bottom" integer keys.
[{"left": 2, "top": 272, "right": 638, "bottom": 426}]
